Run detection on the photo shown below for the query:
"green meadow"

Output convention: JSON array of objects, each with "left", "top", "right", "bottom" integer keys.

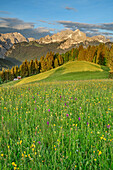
[
  {"left": 0, "top": 61, "right": 113, "bottom": 169},
  {"left": 0, "top": 79, "right": 113, "bottom": 169}
]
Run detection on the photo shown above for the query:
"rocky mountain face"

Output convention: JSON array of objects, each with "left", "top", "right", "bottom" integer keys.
[
  {"left": 37, "top": 29, "right": 110, "bottom": 49},
  {"left": 0, "top": 32, "right": 34, "bottom": 58},
  {"left": 0, "top": 29, "right": 110, "bottom": 60}
]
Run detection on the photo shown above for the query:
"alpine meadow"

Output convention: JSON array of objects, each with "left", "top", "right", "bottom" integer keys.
[{"left": 0, "top": 0, "right": 113, "bottom": 169}]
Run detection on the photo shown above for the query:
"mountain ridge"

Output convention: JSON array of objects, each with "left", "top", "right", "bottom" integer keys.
[
  {"left": 0, "top": 32, "right": 34, "bottom": 58},
  {"left": 37, "top": 29, "right": 110, "bottom": 49},
  {"left": 0, "top": 29, "right": 110, "bottom": 59}
]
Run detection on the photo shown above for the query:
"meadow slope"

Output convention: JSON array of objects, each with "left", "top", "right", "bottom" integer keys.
[{"left": 14, "top": 61, "right": 110, "bottom": 86}]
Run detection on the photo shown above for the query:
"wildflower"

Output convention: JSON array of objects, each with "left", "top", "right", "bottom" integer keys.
[
  {"left": 75, "top": 98, "right": 77, "bottom": 100},
  {"left": 1, "top": 154, "right": 3, "bottom": 157},
  {"left": 94, "top": 159, "right": 97, "bottom": 161},
  {"left": 80, "top": 107, "right": 81, "bottom": 109},
  {"left": 47, "top": 121, "right": 49, "bottom": 125},
  {"left": 98, "top": 151, "right": 102, "bottom": 155},
  {"left": 60, "top": 95, "right": 61, "bottom": 98},
  {"left": 48, "top": 109, "right": 50, "bottom": 112},
  {"left": 78, "top": 117, "right": 81, "bottom": 121},
  {"left": 12, "top": 162, "right": 15, "bottom": 166},
  {"left": 65, "top": 103, "right": 66, "bottom": 106},
  {"left": 20, "top": 140, "right": 22, "bottom": 145},
  {"left": 107, "top": 124, "right": 110, "bottom": 128},
  {"left": 66, "top": 114, "right": 69, "bottom": 117},
  {"left": 87, "top": 122, "right": 89, "bottom": 125},
  {"left": 38, "top": 141, "right": 41, "bottom": 144},
  {"left": 75, "top": 165, "right": 77, "bottom": 168}
]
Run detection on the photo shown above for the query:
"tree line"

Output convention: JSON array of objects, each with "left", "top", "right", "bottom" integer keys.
[{"left": 0, "top": 43, "right": 113, "bottom": 83}]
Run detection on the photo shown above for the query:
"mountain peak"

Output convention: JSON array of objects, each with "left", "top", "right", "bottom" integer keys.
[
  {"left": 0, "top": 32, "right": 28, "bottom": 58},
  {"left": 37, "top": 29, "right": 109, "bottom": 49}
]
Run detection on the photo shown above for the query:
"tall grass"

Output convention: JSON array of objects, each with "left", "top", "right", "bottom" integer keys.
[{"left": 0, "top": 80, "right": 113, "bottom": 169}]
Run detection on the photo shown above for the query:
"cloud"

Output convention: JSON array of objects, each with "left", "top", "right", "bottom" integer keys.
[
  {"left": 57, "top": 21, "right": 113, "bottom": 31},
  {"left": 0, "top": 11, "right": 11, "bottom": 14},
  {"left": 65, "top": 7, "right": 77, "bottom": 12},
  {"left": 0, "top": 17, "right": 34, "bottom": 30},
  {"left": 0, "top": 17, "right": 54, "bottom": 39},
  {"left": 57, "top": 20, "right": 113, "bottom": 40},
  {"left": 37, "top": 20, "right": 55, "bottom": 25},
  {"left": 36, "top": 27, "right": 55, "bottom": 33}
]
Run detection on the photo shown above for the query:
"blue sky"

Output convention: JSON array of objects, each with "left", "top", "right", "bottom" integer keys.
[{"left": 0, "top": 0, "right": 113, "bottom": 40}]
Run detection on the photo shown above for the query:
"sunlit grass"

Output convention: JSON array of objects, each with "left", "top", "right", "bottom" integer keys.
[
  {"left": 14, "top": 61, "right": 109, "bottom": 87},
  {"left": 1, "top": 80, "right": 113, "bottom": 169}
]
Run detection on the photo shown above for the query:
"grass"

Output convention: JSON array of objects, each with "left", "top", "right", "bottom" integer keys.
[
  {"left": 14, "top": 61, "right": 110, "bottom": 86},
  {"left": 0, "top": 80, "right": 113, "bottom": 169}
]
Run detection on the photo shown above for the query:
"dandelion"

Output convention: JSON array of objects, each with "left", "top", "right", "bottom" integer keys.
[
  {"left": 98, "top": 151, "right": 102, "bottom": 155},
  {"left": 12, "top": 162, "right": 15, "bottom": 166},
  {"left": 1, "top": 154, "right": 4, "bottom": 157}
]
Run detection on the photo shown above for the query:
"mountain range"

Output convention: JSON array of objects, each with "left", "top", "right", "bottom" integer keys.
[{"left": 0, "top": 29, "right": 112, "bottom": 70}]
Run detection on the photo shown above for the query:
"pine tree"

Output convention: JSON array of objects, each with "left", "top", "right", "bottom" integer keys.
[
  {"left": 58, "top": 54, "right": 64, "bottom": 65},
  {"left": 34, "top": 58, "right": 40, "bottom": 74},
  {"left": 11, "top": 67, "right": 15, "bottom": 80},
  {"left": 0, "top": 69, "right": 6, "bottom": 82},
  {"left": 54, "top": 58, "right": 59, "bottom": 68}
]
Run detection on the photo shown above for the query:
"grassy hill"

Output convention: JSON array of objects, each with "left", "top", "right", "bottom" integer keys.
[{"left": 13, "top": 61, "right": 110, "bottom": 87}]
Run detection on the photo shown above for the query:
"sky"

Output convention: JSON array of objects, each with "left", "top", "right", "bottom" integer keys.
[{"left": 0, "top": 0, "right": 113, "bottom": 40}]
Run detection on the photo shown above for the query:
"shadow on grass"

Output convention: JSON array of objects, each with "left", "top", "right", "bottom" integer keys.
[{"left": 28, "top": 67, "right": 110, "bottom": 85}]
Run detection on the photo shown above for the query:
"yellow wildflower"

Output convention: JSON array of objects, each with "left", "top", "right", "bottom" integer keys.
[{"left": 98, "top": 151, "right": 102, "bottom": 155}]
